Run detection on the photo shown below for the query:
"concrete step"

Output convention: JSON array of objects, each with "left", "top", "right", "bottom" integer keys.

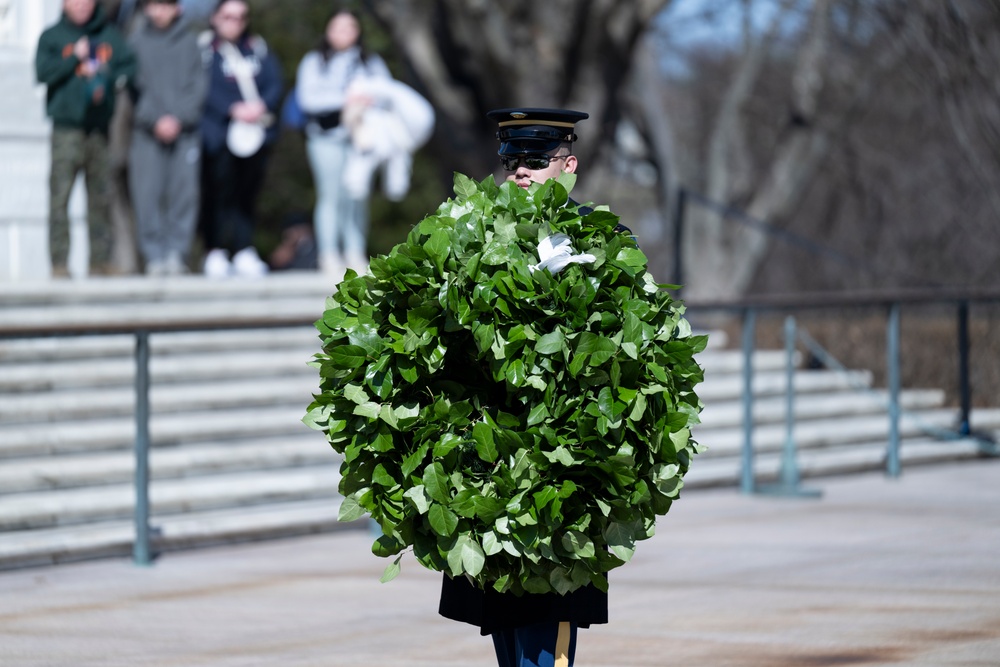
[
  {"left": 0, "top": 405, "right": 314, "bottom": 458},
  {"left": 698, "top": 388, "right": 946, "bottom": 429},
  {"left": 0, "top": 272, "right": 335, "bottom": 307},
  {"left": 0, "top": 433, "right": 334, "bottom": 493},
  {"left": 0, "top": 466, "right": 341, "bottom": 531},
  {"left": 693, "top": 407, "right": 1000, "bottom": 458},
  {"left": 684, "top": 435, "right": 991, "bottom": 489},
  {"left": 0, "top": 376, "right": 319, "bottom": 423},
  {"left": 0, "top": 347, "right": 318, "bottom": 392},
  {"left": 697, "top": 368, "right": 874, "bottom": 401},
  {"left": 0, "top": 498, "right": 347, "bottom": 570},
  {"left": 698, "top": 348, "right": 789, "bottom": 374},
  {"left": 0, "top": 327, "right": 322, "bottom": 362}
]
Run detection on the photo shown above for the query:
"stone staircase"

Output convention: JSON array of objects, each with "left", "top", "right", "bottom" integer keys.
[{"left": 1, "top": 273, "right": 997, "bottom": 570}]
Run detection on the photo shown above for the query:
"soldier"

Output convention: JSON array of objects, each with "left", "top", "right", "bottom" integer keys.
[
  {"left": 437, "top": 108, "right": 608, "bottom": 667},
  {"left": 35, "top": 0, "right": 136, "bottom": 277}
]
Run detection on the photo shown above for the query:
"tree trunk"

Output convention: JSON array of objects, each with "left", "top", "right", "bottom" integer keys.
[{"left": 364, "top": 0, "right": 672, "bottom": 187}]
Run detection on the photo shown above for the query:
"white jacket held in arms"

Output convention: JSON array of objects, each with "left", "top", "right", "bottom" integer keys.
[{"left": 342, "top": 76, "right": 435, "bottom": 201}]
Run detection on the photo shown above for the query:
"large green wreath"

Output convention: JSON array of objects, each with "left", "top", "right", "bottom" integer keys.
[{"left": 305, "top": 172, "right": 705, "bottom": 596}]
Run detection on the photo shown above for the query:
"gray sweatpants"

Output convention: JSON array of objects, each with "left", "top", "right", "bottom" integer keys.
[{"left": 128, "top": 129, "right": 201, "bottom": 265}]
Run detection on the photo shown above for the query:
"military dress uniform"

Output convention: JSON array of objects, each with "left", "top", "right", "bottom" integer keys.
[{"left": 438, "top": 108, "right": 621, "bottom": 667}]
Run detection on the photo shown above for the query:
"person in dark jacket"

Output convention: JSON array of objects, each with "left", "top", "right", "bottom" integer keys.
[
  {"left": 35, "top": 0, "right": 136, "bottom": 278},
  {"left": 197, "top": 0, "right": 282, "bottom": 278},
  {"left": 438, "top": 108, "right": 607, "bottom": 667},
  {"left": 127, "top": 0, "right": 207, "bottom": 276}
]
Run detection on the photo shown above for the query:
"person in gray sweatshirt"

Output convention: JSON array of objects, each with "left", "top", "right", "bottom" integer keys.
[{"left": 127, "top": 0, "right": 207, "bottom": 275}]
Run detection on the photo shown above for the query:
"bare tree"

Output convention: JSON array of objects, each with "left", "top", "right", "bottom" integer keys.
[
  {"left": 362, "top": 0, "right": 673, "bottom": 182},
  {"left": 667, "top": 0, "right": 912, "bottom": 300}
]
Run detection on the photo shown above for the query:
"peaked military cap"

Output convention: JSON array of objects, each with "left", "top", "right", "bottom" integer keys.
[{"left": 487, "top": 107, "right": 589, "bottom": 156}]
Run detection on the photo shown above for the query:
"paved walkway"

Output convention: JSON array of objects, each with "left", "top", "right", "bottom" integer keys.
[{"left": 2, "top": 459, "right": 998, "bottom": 667}]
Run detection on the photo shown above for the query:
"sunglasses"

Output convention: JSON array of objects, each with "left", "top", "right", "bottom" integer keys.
[{"left": 500, "top": 154, "right": 568, "bottom": 171}]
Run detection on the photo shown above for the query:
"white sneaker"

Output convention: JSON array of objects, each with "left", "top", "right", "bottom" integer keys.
[
  {"left": 145, "top": 259, "right": 168, "bottom": 277},
  {"left": 345, "top": 250, "right": 369, "bottom": 274},
  {"left": 203, "top": 248, "right": 232, "bottom": 279},
  {"left": 318, "top": 252, "right": 343, "bottom": 277},
  {"left": 165, "top": 251, "right": 189, "bottom": 276},
  {"left": 232, "top": 246, "right": 269, "bottom": 278}
]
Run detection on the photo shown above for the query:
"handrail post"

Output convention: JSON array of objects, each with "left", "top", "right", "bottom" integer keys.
[
  {"left": 781, "top": 315, "right": 798, "bottom": 488},
  {"left": 886, "top": 303, "right": 902, "bottom": 478},
  {"left": 134, "top": 330, "right": 152, "bottom": 566},
  {"left": 740, "top": 307, "right": 756, "bottom": 494},
  {"left": 671, "top": 187, "right": 686, "bottom": 291},
  {"left": 957, "top": 300, "right": 971, "bottom": 436},
  {"left": 758, "top": 316, "right": 821, "bottom": 498}
]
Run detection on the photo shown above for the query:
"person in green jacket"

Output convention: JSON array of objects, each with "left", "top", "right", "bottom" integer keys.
[{"left": 35, "top": 0, "right": 136, "bottom": 278}]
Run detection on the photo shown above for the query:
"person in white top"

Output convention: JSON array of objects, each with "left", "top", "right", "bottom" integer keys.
[{"left": 295, "top": 8, "right": 390, "bottom": 276}]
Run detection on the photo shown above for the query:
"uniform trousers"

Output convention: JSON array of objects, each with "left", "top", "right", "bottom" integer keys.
[
  {"left": 48, "top": 126, "right": 113, "bottom": 272},
  {"left": 492, "top": 621, "right": 578, "bottom": 667}
]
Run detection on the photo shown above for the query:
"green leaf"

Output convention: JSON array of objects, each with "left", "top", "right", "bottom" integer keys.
[
  {"left": 453, "top": 172, "right": 479, "bottom": 199},
  {"left": 536, "top": 329, "right": 565, "bottom": 355},
  {"left": 482, "top": 530, "right": 503, "bottom": 556},
  {"left": 380, "top": 555, "right": 403, "bottom": 583},
  {"left": 402, "top": 443, "right": 430, "bottom": 479},
  {"left": 447, "top": 534, "right": 486, "bottom": 577},
  {"left": 561, "top": 530, "right": 596, "bottom": 559},
  {"left": 429, "top": 504, "right": 459, "bottom": 536},
  {"left": 404, "top": 485, "right": 431, "bottom": 514},
  {"left": 372, "top": 464, "right": 396, "bottom": 487},
  {"left": 353, "top": 401, "right": 381, "bottom": 419},
  {"left": 344, "top": 383, "right": 369, "bottom": 405},
  {"left": 423, "top": 462, "right": 450, "bottom": 503},
  {"left": 326, "top": 345, "right": 368, "bottom": 369},
  {"left": 605, "top": 521, "right": 637, "bottom": 563},
  {"left": 338, "top": 496, "right": 367, "bottom": 522},
  {"left": 472, "top": 421, "right": 498, "bottom": 462},
  {"left": 549, "top": 568, "right": 575, "bottom": 595}
]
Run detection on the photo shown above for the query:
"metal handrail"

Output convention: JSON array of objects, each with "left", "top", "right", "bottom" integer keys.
[
  {"left": 0, "top": 313, "right": 319, "bottom": 566},
  {"left": 685, "top": 287, "right": 1000, "bottom": 494},
  {"left": 1, "top": 287, "right": 998, "bottom": 561}
]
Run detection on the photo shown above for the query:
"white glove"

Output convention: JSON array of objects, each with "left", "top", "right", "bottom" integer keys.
[{"left": 528, "top": 233, "right": 596, "bottom": 275}]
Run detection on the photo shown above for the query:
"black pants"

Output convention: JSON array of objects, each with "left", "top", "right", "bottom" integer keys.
[{"left": 200, "top": 145, "right": 270, "bottom": 254}]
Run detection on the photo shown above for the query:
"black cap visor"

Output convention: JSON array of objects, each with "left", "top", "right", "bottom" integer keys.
[
  {"left": 498, "top": 139, "right": 564, "bottom": 156},
  {"left": 496, "top": 125, "right": 576, "bottom": 156}
]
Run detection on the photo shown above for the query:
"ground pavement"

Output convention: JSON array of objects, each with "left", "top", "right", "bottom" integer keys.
[{"left": 1, "top": 458, "right": 998, "bottom": 667}]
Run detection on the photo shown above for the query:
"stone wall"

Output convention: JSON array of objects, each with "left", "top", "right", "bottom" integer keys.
[{"left": 0, "top": 0, "right": 84, "bottom": 282}]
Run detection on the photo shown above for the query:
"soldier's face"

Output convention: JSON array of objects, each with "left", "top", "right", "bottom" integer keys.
[
  {"left": 504, "top": 152, "right": 577, "bottom": 189},
  {"left": 63, "top": 0, "right": 96, "bottom": 25}
]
